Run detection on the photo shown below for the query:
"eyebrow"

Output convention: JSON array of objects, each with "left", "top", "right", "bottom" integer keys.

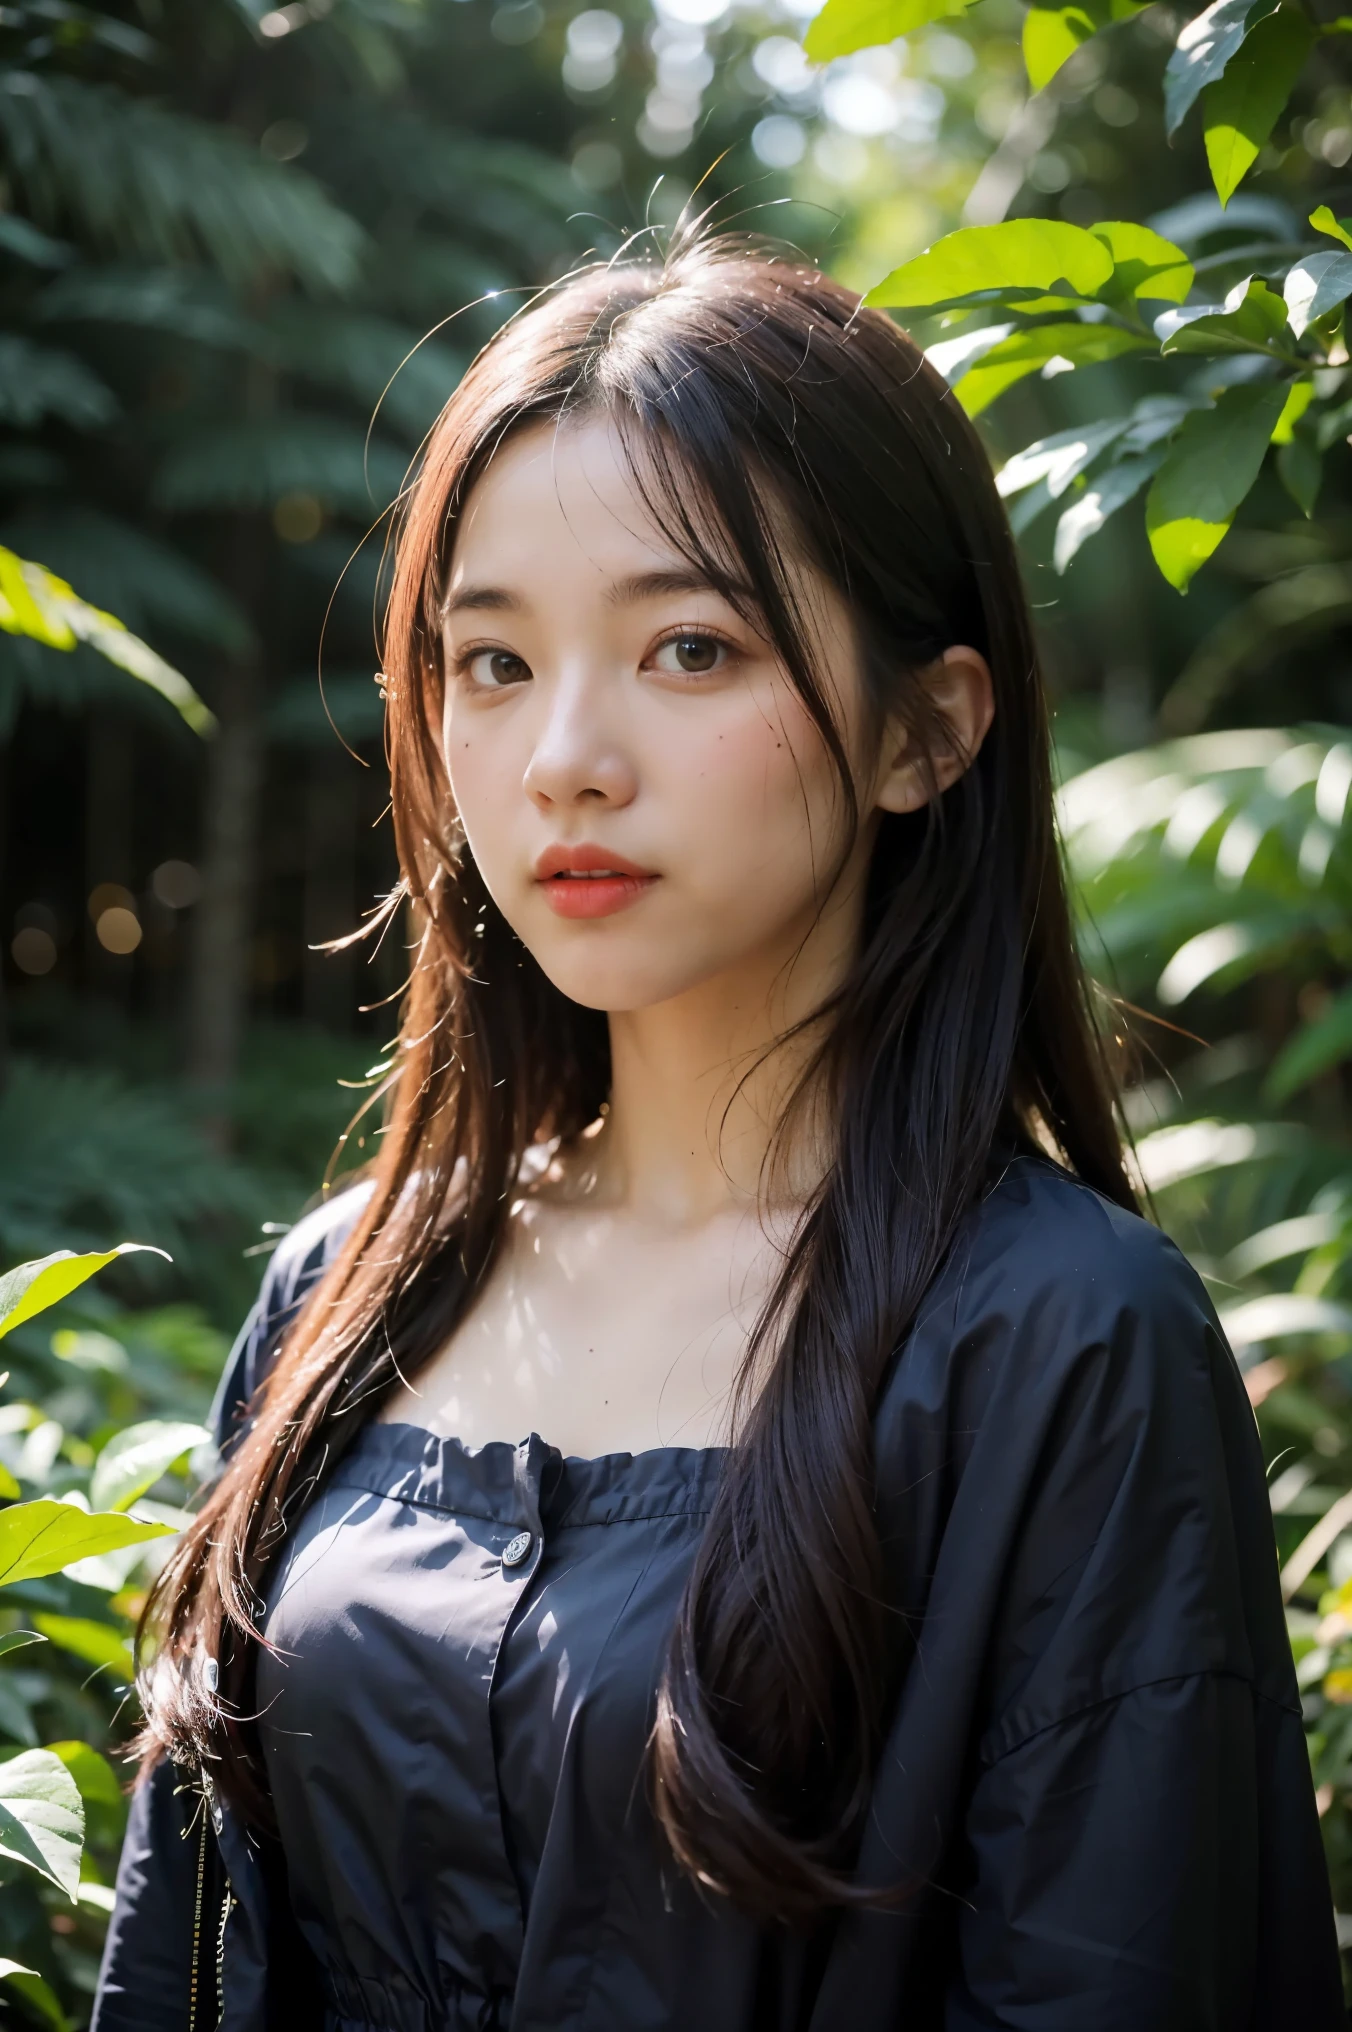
[{"left": 443, "top": 566, "right": 734, "bottom": 618}]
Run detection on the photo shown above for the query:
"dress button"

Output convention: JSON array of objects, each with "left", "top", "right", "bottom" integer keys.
[{"left": 502, "top": 1530, "right": 533, "bottom": 1569}]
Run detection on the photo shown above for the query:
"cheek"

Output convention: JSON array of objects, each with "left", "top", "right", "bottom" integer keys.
[{"left": 665, "top": 700, "right": 848, "bottom": 905}]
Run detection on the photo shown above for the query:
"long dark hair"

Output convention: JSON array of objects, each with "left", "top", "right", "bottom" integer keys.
[{"left": 137, "top": 233, "right": 1135, "bottom": 1923}]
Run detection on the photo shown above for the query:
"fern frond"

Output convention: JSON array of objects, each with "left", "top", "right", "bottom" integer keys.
[
  {"left": 0, "top": 73, "right": 366, "bottom": 293},
  {"left": 0, "top": 1055, "right": 264, "bottom": 1269},
  {"left": 153, "top": 415, "right": 409, "bottom": 519},
  {"left": 262, "top": 304, "right": 463, "bottom": 439},
  {"left": 312, "top": 107, "right": 584, "bottom": 269},
  {"left": 38, "top": 263, "right": 256, "bottom": 349},
  {"left": 0, "top": 332, "right": 115, "bottom": 427}
]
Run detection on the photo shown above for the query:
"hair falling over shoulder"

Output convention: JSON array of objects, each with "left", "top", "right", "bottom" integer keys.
[{"left": 133, "top": 226, "right": 1136, "bottom": 1924}]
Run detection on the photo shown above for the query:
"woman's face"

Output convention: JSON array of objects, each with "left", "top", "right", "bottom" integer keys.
[{"left": 439, "top": 416, "right": 981, "bottom": 1018}]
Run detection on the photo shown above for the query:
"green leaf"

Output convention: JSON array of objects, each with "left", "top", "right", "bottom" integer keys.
[
  {"left": 1054, "top": 449, "right": 1166, "bottom": 570},
  {"left": 1155, "top": 275, "right": 1291, "bottom": 356},
  {"left": 1269, "top": 381, "right": 1313, "bottom": 443},
  {"left": 1284, "top": 251, "right": 1352, "bottom": 339},
  {"left": 866, "top": 219, "right": 1115, "bottom": 310},
  {"left": 0, "top": 552, "right": 215, "bottom": 734},
  {"left": 1221, "top": 1294, "right": 1352, "bottom": 1345},
  {"left": 153, "top": 418, "right": 410, "bottom": 521},
  {"left": 1277, "top": 434, "right": 1322, "bottom": 516},
  {"left": 996, "top": 416, "right": 1133, "bottom": 498},
  {"left": 925, "top": 323, "right": 1017, "bottom": 386},
  {"left": 1089, "top": 220, "right": 1194, "bottom": 303},
  {"left": 1145, "top": 380, "right": 1289, "bottom": 591},
  {"left": 0, "top": 1960, "right": 70, "bottom": 2032},
  {"left": 1021, "top": 0, "right": 1146, "bottom": 94},
  {"left": 1163, "top": 0, "right": 1278, "bottom": 137},
  {"left": 0, "top": 338, "right": 115, "bottom": 431},
  {"left": 45, "top": 1741, "right": 124, "bottom": 1814},
  {"left": 0, "top": 1501, "right": 172, "bottom": 1588},
  {"left": 0, "top": 1465, "right": 18, "bottom": 1502},
  {"left": 0, "top": 74, "right": 364, "bottom": 296},
  {"left": 955, "top": 322, "right": 1152, "bottom": 414},
  {"left": 804, "top": 0, "right": 975, "bottom": 61},
  {"left": 0, "top": 1245, "right": 169, "bottom": 1341},
  {"left": 1202, "top": 9, "right": 1312, "bottom": 206},
  {"left": 90, "top": 1419, "right": 210, "bottom": 1512},
  {"left": 1309, "top": 205, "right": 1352, "bottom": 254},
  {"left": 30, "top": 1615, "right": 133, "bottom": 1684},
  {"left": 0, "top": 1632, "right": 44, "bottom": 1659},
  {"left": 0, "top": 1748, "right": 83, "bottom": 1900},
  {"left": 1267, "top": 985, "right": 1352, "bottom": 1099}
]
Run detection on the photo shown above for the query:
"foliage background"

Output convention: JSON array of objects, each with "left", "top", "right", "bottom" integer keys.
[{"left": 0, "top": 0, "right": 1348, "bottom": 2018}]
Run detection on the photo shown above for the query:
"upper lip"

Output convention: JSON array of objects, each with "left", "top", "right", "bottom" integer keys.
[{"left": 533, "top": 843, "right": 658, "bottom": 880}]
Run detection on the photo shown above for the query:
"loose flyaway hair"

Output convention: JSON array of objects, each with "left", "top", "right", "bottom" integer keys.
[{"left": 136, "top": 231, "right": 1135, "bottom": 1923}]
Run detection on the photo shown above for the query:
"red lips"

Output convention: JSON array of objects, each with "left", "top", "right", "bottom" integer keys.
[{"left": 533, "top": 843, "right": 659, "bottom": 919}]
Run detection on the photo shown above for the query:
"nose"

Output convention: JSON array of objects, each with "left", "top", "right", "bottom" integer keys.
[{"left": 522, "top": 669, "right": 637, "bottom": 812}]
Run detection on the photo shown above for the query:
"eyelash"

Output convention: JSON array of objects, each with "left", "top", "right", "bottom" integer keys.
[{"left": 451, "top": 625, "right": 741, "bottom": 689}]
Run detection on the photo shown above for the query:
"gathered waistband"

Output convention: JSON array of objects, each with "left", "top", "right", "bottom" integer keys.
[{"left": 324, "top": 1964, "right": 512, "bottom": 2032}]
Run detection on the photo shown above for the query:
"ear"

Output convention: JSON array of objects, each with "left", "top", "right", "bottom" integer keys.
[{"left": 873, "top": 646, "right": 995, "bottom": 816}]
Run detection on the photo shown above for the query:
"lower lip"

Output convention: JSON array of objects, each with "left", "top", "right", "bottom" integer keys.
[{"left": 539, "top": 874, "right": 658, "bottom": 919}]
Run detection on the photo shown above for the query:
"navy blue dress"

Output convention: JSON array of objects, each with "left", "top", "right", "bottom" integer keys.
[{"left": 93, "top": 1157, "right": 1345, "bottom": 2030}]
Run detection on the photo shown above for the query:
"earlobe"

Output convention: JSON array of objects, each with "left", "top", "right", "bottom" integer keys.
[{"left": 874, "top": 646, "right": 995, "bottom": 816}]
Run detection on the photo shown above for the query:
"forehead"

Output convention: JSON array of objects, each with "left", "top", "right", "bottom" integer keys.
[{"left": 446, "top": 417, "right": 686, "bottom": 589}]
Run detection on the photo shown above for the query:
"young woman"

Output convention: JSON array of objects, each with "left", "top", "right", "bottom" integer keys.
[{"left": 94, "top": 238, "right": 1342, "bottom": 2032}]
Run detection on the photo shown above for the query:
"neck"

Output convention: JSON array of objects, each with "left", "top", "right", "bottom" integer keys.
[{"left": 575, "top": 868, "right": 869, "bottom": 1226}]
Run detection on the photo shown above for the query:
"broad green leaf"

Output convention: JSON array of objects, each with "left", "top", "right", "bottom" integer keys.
[
  {"left": 1270, "top": 381, "right": 1313, "bottom": 443},
  {"left": 1163, "top": 0, "right": 1278, "bottom": 136},
  {"left": 0, "top": 1961, "right": 70, "bottom": 2032},
  {"left": 31, "top": 1615, "right": 134, "bottom": 1683},
  {"left": 0, "top": 1500, "right": 173, "bottom": 1588},
  {"left": 1090, "top": 220, "right": 1194, "bottom": 302},
  {"left": 1277, "top": 434, "right": 1322, "bottom": 516},
  {"left": 46, "top": 1741, "right": 124, "bottom": 1814},
  {"left": 0, "top": 1245, "right": 169, "bottom": 1341},
  {"left": 0, "top": 1464, "right": 18, "bottom": 1501},
  {"left": 1155, "top": 275, "right": 1290, "bottom": 356},
  {"left": 804, "top": 0, "right": 974, "bottom": 60},
  {"left": 1284, "top": 251, "right": 1352, "bottom": 339},
  {"left": 1310, "top": 205, "right": 1352, "bottom": 254},
  {"left": 1054, "top": 449, "right": 1165, "bottom": 570},
  {"left": 0, "top": 549, "right": 215, "bottom": 735},
  {"left": 90, "top": 1419, "right": 210, "bottom": 1513},
  {"left": 1021, "top": 0, "right": 1146, "bottom": 92},
  {"left": 996, "top": 416, "right": 1131, "bottom": 498},
  {"left": 924, "top": 323, "right": 1016, "bottom": 385},
  {"left": 0, "top": 1748, "right": 83, "bottom": 1899},
  {"left": 0, "top": 1631, "right": 45, "bottom": 1659},
  {"left": 1268, "top": 985, "right": 1352, "bottom": 1099},
  {"left": 956, "top": 322, "right": 1151, "bottom": 415},
  {"left": 866, "top": 220, "right": 1115, "bottom": 310},
  {"left": 1145, "top": 381, "right": 1289, "bottom": 591},
  {"left": 1202, "top": 9, "right": 1312, "bottom": 206}
]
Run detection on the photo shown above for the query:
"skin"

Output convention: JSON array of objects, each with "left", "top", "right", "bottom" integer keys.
[{"left": 378, "top": 417, "right": 994, "bottom": 1457}]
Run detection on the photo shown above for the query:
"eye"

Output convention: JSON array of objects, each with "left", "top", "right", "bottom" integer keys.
[
  {"left": 651, "top": 631, "right": 730, "bottom": 678},
  {"left": 463, "top": 648, "right": 531, "bottom": 690}
]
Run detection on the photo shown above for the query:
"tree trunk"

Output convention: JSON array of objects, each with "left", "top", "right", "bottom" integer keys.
[
  {"left": 186, "top": 658, "right": 263, "bottom": 1128},
  {"left": 302, "top": 750, "right": 356, "bottom": 1029}
]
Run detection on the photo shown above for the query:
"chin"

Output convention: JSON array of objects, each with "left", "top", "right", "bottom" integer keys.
[{"left": 532, "top": 941, "right": 723, "bottom": 1016}]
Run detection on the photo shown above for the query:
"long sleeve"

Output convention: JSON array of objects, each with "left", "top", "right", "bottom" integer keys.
[
  {"left": 812, "top": 1158, "right": 1344, "bottom": 2029},
  {"left": 90, "top": 1760, "right": 198, "bottom": 2031},
  {"left": 951, "top": 1673, "right": 1337, "bottom": 2028}
]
